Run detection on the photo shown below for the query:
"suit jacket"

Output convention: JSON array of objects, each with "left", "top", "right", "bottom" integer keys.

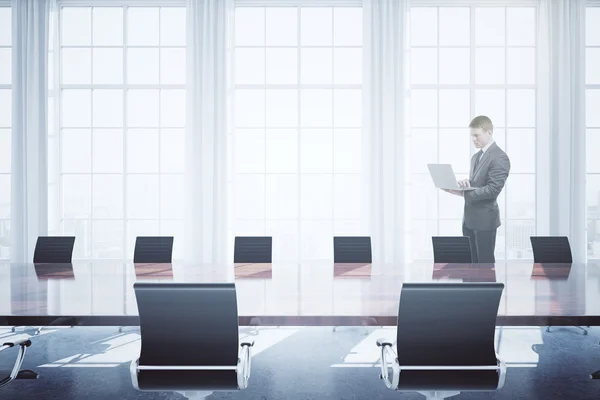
[{"left": 463, "top": 142, "right": 510, "bottom": 231}]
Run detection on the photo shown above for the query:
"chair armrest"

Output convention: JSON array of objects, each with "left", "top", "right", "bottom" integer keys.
[
  {"left": 237, "top": 341, "right": 253, "bottom": 389},
  {"left": 376, "top": 338, "right": 399, "bottom": 390},
  {"left": 496, "top": 353, "right": 507, "bottom": 390},
  {"left": 376, "top": 338, "right": 393, "bottom": 348},
  {"left": 0, "top": 335, "right": 32, "bottom": 389},
  {"left": 1, "top": 334, "right": 32, "bottom": 349}
]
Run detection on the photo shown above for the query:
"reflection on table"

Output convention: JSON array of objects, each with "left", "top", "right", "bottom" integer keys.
[{"left": 1, "top": 261, "right": 599, "bottom": 327}]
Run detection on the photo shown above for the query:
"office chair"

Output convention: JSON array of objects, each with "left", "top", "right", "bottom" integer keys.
[
  {"left": 376, "top": 282, "right": 506, "bottom": 400},
  {"left": 33, "top": 236, "right": 76, "bottom": 263},
  {"left": 0, "top": 334, "right": 38, "bottom": 388},
  {"left": 333, "top": 236, "right": 373, "bottom": 334},
  {"left": 432, "top": 236, "right": 473, "bottom": 264},
  {"left": 131, "top": 283, "right": 254, "bottom": 393},
  {"left": 530, "top": 236, "right": 588, "bottom": 335},
  {"left": 333, "top": 236, "right": 372, "bottom": 264},
  {"left": 234, "top": 236, "right": 272, "bottom": 263},
  {"left": 133, "top": 236, "right": 174, "bottom": 264},
  {"left": 13, "top": 237, "right": 76, "bottom": 334}
]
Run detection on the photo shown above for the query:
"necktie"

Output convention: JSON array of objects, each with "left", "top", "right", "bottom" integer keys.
[{"left": 474, "top": 150, "right": 483, "bottom": 170}]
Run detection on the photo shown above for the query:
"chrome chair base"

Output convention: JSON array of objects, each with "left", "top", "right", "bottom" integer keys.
[
  {"left": 418, "top": 391, "right": 460, "bottom": 400},
  {"left": 546, "top": 325, "right": 589, "bottom": 335}
]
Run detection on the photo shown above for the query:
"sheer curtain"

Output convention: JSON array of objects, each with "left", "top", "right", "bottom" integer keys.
[
  {"left": 10, "top": 0, "right": 52, "bottom": 262},
  {"left": 538, "top": 0, "right": 587, "bottom": 262},
  {"left": 362, "top": 0, "right": 409, "bottom": 263},
  {"left": 185, "top": 0, "right": 233, "bottom": 263}
]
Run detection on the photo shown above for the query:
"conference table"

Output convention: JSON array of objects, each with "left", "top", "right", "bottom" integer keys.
[{"left": 1, "top": 260, "right": 600, "bottom": 328}]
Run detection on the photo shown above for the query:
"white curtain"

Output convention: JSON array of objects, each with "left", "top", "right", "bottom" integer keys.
[
  {"left": 10, "top": 0, "right": 52, "bottom": 263},
  {"left": 185, "top": 0, "right": 232, "bottom": 263},
  {"left": 538, "top": 0, "right": 587, "bottom": 262},
  {"left": 362, "top": 0, "right": 409, "bottom": 263}
]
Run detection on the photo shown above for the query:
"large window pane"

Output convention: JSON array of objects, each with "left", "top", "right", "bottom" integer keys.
[
  {"left": 93, "top": 129, "right": 123, "bottom": 173},
  {"left": 63, "top": 175, "right": 92, "bottom": 219},
  {"left": 266, "top": 175, "right": 297, "bottom": 219},
  {"left": 62, "top": 8, "right": 92, "bottom": 46},
  {"left": 439, "top": 8, "right": 470, "bottom": 46},
  {"left": 411, "top": 8, "right": 437, "bottom": 46},
  {"left": 475, "top": 8, "right": 505, "bottom": 46},
  {"left": 93, "top": 49, "right": 123, "bottom": 84},
  {"left": 0, "top": 90, "right": 10, "bottom": 127},
  {"left": 236, "top": 49, "right": 265, "bottom": 85},
  {"left": 411, "top": 49, "right": 437, "bottom": 85},
  {"left": 506, "top": 174, "right": 535, "bottom": 219},
  {"left": 160, "top": 8, "right": 186, "bottom": 46},
  {"left": 266, "top": 129, "right": 297, "bottom": 173},
  {"left": 127, "top": 7, "right": 159, "bottom": 46},
  {"left": 93, "top": 8, "right": 123, "bottom": 46},
  {"left": 93, "top": 90, "right": 123, "bottom": 128},
  {"left": 93, "top": 175, "right": 123, "bottom": 218},
  {"left": 62, "top": 129, "right": 91, "bottom": 173},
  {"left": 301, "top": 175, "right": 333, "bottom": 219},
  {"left": 301, "top": 8, "right": 333, "bottom": 46},
  {"left": 266, "top": 49, "right": 297, "bottom": 85},
  {"left": 0, "top": 8, "right": 11, "bottom": 46},
  {"left": 301, "top": 130, "right": 332, "bottom": 173},
  {"left": 62, "top": 90, "right": 91, "bottom": 128},
  {"left": 439, "top": 48, "right": 469, "bottom": 85},
  {"left": 235, "top": 129, "right": 266, "bottom": 174},
  {"left": 127, "top": 129, "right": 159, "bottom": 173},
  {"left": 235, "top": 8, "right": 265, "bottom": 46},
  {"left": 507, "top": 8, "right": 535, "bottom": 46},
  {"left": 301, "top": 49, "right": 332, "bottom": 84},
  {"left": 127, "top": 175, "right": 159, "bottom": 219},
  {"left": 266, "top": 8, "right": 297, "bottom": 46},
  {"left": 62, "top": 49, "right": 92, "bottom": 85},
  {"left": 0, "top": 49, "right": 10, "bottom": 85}
]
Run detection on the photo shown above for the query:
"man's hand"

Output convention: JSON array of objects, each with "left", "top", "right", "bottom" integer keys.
[
  {"left": 457, "top": 179, "right": 471, "bottom": 188},
  {"left": 442, "top": 189, "right": 464, "bottom": 197}
]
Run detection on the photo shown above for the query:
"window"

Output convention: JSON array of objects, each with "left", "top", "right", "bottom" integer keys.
[
  {"left": 408, "top": 6, "right": 537, "bottom": 259},
  {"left": 586, "top": 6, "right": 600, "bottom": 257},
  {"left": 52, "top": 6, "right": 186, "bottom": 259},
  {"left": 231, "top": 6, "right": 363, "bottom": 260},
  {"left": 0, "top": 6, "right": 11, "bottom": 259}
]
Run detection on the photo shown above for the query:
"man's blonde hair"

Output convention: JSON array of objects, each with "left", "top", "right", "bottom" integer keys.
[{"left": 469, "top": 115, "right": 494, "bottom": 133}]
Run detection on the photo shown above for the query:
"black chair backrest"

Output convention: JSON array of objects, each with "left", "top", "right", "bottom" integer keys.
[
  {"left": 33, "top": 236, "right": 76, "bottom": 263},
  {"left": 133, "top": 237, "right": 174, "bottom": 263},
  {"left": 134, "top": 283, "right": 240, "bottom": 391},
  {"left": 333, "top": 236, "right": 372, "bottom": 263},
  {"left": 396, "top": 283, "right": 503, "bottom": 367},
  {"left": 234, "top": 236, "right": 272, "bottom": 263},
  {"left": 135, "top": 283, "right": 239, "bottom": 367},
  {"left": 432, "top": 236, "right": 472, "bottom": 263},
  {"left": 530, "top": 236, "right": 573, "bottom": 263}
]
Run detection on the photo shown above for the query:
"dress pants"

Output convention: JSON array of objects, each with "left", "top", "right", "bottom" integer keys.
[{"left": 462, "top": 224, "right": 497, "bottom": 263}]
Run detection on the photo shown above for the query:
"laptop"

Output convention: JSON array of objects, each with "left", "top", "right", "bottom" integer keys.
[{"left": 427, "top": 164, "right": 476, "bottom": 191}]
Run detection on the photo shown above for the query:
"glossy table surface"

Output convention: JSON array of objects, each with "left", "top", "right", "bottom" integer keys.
[{"left": 1, "top": 261, "right": 600, "bottom": 326}]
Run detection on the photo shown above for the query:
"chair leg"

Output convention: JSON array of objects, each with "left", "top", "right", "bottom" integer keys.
[{"left": 576, "top": 326, "right": 589, "bottom": 335}]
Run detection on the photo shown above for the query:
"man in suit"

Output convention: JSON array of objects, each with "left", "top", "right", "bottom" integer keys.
[{"left": 444, "top": 116, "right": 510, "bottom": 263}]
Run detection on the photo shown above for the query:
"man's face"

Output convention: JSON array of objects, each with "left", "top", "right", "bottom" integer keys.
[{"left": 470, "top": 127, "right": 492, "bottom": 148}]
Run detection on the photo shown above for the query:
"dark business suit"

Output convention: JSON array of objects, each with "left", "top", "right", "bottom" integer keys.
[{"left": 462, "top": 142, "right": 510, "bottom": 263}]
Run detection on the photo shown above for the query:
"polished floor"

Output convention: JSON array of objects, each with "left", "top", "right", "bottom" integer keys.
[{"left": 1, "top": 326, "right": 600, "bottom": 399}]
